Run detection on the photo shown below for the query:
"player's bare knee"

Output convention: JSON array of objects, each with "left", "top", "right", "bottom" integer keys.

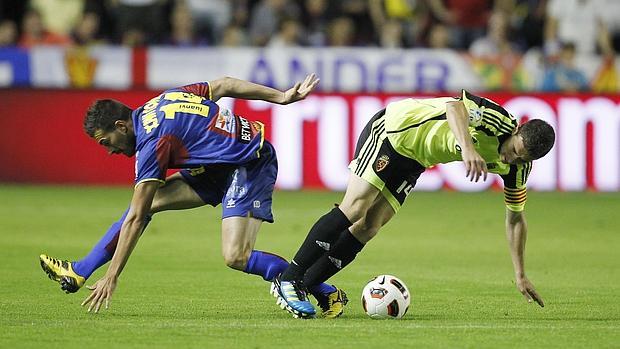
[
  {"left": 223, "top": 250, "right": 250, "bottom": 271},
  {"left": 350, "top": 219, "right": 380, "bottom": 243},
  {"left": 150, "top": 199, "right": 164, "bottom": 214},
  {"left": 363, "top": 226, "right": 380, "bottom": 240},
  {"left": 339, "top": 200, "right": 369, "bottom": 223}
]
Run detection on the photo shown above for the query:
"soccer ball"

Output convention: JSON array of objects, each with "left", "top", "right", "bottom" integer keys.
[{"left": 361, "top": 274, "right": 411, "bottom": 319}]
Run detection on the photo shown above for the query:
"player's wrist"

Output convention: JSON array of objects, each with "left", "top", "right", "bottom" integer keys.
[
  {"left": 104, "top": 269, "right": 120, "bottom": 279},
  {"left": 461, "top": 142, "right": 477, "bottom": 152}
]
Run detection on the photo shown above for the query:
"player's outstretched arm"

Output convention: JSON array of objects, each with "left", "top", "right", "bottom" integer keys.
[
  {"left": 208, "top": 74, "right": 319, "bottom": 104},
  {"left": 446, "top": 101, "right": 487, "bottom": 182},
  {"left": 81, "top": 181, "right": 159, "bottom": 313},
  {"left": 505, "top": 208, "right": 544, "bottom": 307}
]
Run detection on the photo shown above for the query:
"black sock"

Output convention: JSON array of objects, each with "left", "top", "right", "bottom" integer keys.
[
  {"left": 281, "top": 207, "right": 352, "bottom": 281},
  {"left": 302, "top": 229, "right": 365, "bottom": 287}
]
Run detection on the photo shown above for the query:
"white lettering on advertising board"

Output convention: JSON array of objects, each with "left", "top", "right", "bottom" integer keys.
[{"left": 236, "top": 95, "right": 620, "bottom": 191}]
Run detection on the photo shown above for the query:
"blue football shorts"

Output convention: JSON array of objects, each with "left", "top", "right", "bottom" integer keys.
[{"left": 179, "top": 141, "right": 277, "bottom": 223}]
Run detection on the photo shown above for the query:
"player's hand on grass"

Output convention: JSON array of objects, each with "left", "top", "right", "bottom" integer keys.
[
  {"left": 280, "top": 73, "right": 319, "bottom": 105},
  {"left": 461, "top": 147, "right": 488, "bottom": 182},
  {"left": 516, "top": 276, "right": 544, "bottom": 307},
  {"left": 81, "top": 274, "right": 118, "bottom": 313}
]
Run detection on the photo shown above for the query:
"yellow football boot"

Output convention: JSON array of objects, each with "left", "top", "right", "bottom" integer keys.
[
  {"left": 39, "top": 254, "right": 85, "bottom": 294},
  {"left": 317, "top": 287, "right": 348, "bottom": 319}
]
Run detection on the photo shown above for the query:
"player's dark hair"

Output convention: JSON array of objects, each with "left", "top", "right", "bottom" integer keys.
[
  {"left": 83, "top": 99, "right": 132, "bottom": 137},
  {"left": 518, "top": 119, "right": 555, "bottom": 160}
]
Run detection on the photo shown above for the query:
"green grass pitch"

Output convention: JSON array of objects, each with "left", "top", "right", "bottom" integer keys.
[{"left": 0, "top": 185, "right": 618, "bottom": 348}]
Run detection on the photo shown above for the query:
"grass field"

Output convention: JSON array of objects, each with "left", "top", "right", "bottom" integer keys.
[{"left": 0, "top": 185, "right": 618, "bottom": 348}]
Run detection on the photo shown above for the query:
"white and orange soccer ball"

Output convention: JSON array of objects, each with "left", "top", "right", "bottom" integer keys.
[{"left": 361, "top": 275, "right": 411, "bottom": 319}]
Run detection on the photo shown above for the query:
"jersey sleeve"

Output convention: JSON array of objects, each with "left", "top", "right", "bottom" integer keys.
[
  {"left": 179, "top": 82, "right": 212, "bottom": 100},
  {"left": 460, "top": 89, "right": 518, "bottom": 137},
  {"left": 500, "top": 162, "right": 533, "bottom": 212},
  {"left": 134, "top": 138, "right": 171, "bottom": 187}
]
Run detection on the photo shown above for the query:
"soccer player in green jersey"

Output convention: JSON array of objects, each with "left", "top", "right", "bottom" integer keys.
[{"left": 272, "top": 90, "right": 555, "bottom": 318}]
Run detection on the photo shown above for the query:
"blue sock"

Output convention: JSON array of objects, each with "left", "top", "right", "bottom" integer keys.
[
  {"left": 72, "top": 208, "right": 152, "bottom": 278},
  {"left": 309, "top": 282, "right": 337, "bottom": 297},
  {"left": 243, "top": 250, "right": 336, "bottom": 296}
]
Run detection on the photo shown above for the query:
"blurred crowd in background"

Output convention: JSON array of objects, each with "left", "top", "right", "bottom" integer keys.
[
  {"left": 1, "top": 0, "right": 619, "bottom": 53},
  {"left": 0, "top": 0, "right": 619, "bottom": 92}
]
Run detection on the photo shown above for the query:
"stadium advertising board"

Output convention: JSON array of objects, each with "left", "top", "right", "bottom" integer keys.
[
  {"left": 0, "top": 90, "right": 617, "bottom": 192},
  {"left": 147, "top": 47, "right": 481, "bottom": 92},
  {"left": 229, "top": 93, "right": 619, "bottom": 192},
  {"left": 1, "top": 47, "right": 617, "bottom": 93}
]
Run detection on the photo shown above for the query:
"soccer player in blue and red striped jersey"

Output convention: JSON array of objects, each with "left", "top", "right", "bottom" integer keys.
[{"left": 40, "top": 74, "right": 347, "bottom": 318}]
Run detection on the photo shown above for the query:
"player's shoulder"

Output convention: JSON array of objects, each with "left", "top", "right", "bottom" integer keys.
[
  {"left": 176, "top": 82, "right": 212, "bottom": 100},
  {"left": 495, "top": 161, "right": 532, "bottom": 188},
  {"left": 502, "top": 161, "right": 532, "bottom": 174},
  {"left": 157, "top": 85, "right": 216, "bottom": 105},
  {"left": 459, "top": 89, "right": 504, "bottom": 109},
  {"left": 459, "top": 89, "right": 480, "bottom": 103}
]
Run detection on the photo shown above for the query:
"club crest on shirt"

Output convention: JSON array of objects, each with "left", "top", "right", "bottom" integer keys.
[
  {"left": 468, "top": 106, "right": 484, "bottom": 126},
  {"left": 375, "top": 155, "right": 390, "bottom": 172}
]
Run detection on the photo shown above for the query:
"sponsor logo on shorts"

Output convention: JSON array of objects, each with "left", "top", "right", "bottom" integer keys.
[
  {"left": 253, "top": 200, "right": 261, "bottom": 208},
  {"left": 375, "top": 155, "right": 390, "bottom": 172},
  {"left": 226, "top": 198, "right": 236, "bottom": 208}
]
